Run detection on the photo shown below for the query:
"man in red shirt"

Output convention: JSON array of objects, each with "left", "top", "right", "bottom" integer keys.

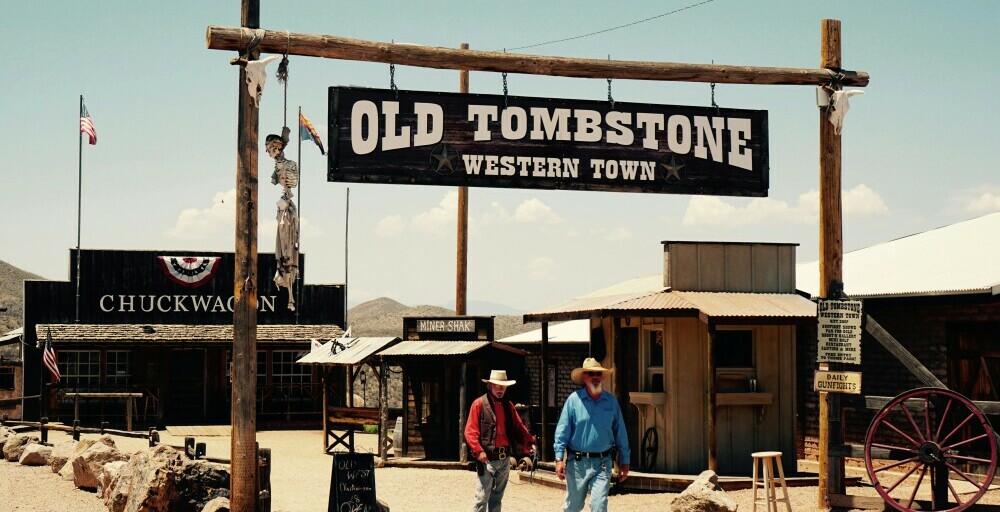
[{"left": 464, "top": 369, "right": 536, "bottom": 512}]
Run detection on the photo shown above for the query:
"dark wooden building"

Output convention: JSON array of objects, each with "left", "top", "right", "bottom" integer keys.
[
  {"left": 20, "top": 249, "right": 345, "bottom": 429},
  {"left": 379, "top": 316, "right": 526, "bottom": 460},
  {"left": 0, "top": 328, "right": 24, "bottom": 419}
]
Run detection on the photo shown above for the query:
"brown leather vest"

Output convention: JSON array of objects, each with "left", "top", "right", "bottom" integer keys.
[{"left": 476, "top": 394, "right": 521, "bottom": 455}]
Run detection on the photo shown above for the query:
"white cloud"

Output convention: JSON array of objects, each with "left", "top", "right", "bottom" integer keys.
[
  {"left": 953, "top": 185, "right": 1000, "bottom": 215},
  {"left": 375, "top": 215, "right": 405, "bottom": 237},
  {"left": 844, "top": 184, "right": 888, "bottom": 216},
  {"left": 167, "top": 189, "right": 235, "bottom": 240},
  {"left": 411, "top": 190, "right": 458, "bottom": 236},
  {"left": 682, "top": 184, "right": 887, "bottom": 227},
  {"left": 513, "top": 198, "right": 564, "bottom": 224},
  {"left": 527, "top": 257, "right": 556, "bottom": 281}
]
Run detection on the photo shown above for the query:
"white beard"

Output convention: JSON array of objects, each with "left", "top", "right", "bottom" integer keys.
[{"left": 586, "top": 382, "right": 603, "bottom": 395}]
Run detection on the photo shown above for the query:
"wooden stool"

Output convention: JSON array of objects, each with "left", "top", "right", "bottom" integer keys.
[{"left": 752, "top": 451, "right": 792, "bottom": 512}]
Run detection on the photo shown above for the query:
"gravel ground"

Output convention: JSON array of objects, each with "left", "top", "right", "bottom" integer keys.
[{"left": 4, "top": 430, "right": 1000, "bottom": 511}]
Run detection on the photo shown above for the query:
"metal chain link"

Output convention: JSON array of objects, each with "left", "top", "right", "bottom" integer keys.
[
  {"left": 390, "top": 39, "right": 398, "bottom": 98},
  {"left": 710, "top": 59, "right": 719, "bottom": 114},
  {"left": 502, "top": 49, "right": 508, "bottom": 108},
  {"left": 607, "top": 56, "right": 615, "bottom": 110}
]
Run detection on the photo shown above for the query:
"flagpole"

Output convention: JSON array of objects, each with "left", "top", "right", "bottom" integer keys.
[
  {"left": 295, "top": 106, "right": 302, "bottom": 325},
  {"left": 75, "top": 95, "right": 83, "bottom": 323}
]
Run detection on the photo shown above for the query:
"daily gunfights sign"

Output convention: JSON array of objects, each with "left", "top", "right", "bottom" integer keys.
[{"left": 328, "top": 87, "right": 769, "bottom": 196}]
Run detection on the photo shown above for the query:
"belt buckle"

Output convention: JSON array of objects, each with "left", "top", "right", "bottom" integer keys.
[{"left": 498, "top": 447, "right": 507, "bottom": 460}]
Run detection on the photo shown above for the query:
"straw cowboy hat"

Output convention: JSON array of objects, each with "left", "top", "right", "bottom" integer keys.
[
  {"left": 571, "top": 357, "right": 614, "bottom": 385},
  {"left": 482, "top": 369, "right": 517, "bottom": 387}
]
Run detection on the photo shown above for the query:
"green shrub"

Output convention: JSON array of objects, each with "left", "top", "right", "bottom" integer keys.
[{"left": 363, "top": 424, "right": 379, "bottom": 434}]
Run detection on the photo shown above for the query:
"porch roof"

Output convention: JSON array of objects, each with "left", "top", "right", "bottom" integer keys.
[
  {"left": 378, "top": 340, "right": 526, "bottom": 357},
  {"left": 524, "top": 290, "right": 816, "bottom": 324},
  {"left": 36, "top": 323, "right": 344, "bottom": 345},
  {"left": 296, "top": 337, "right": 401, "bottom": 365}
]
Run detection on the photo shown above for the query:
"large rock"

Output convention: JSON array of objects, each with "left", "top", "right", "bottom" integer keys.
[
  {"left": 0, "top": 427, "right": 10, "bottom": 453},
  {"left": 202, "top": 497, "right": 230, "bottom": 512},
  {"left": 72, "top": 440, "right": 130, "bottom": 490},
  {"left": 670, "top": 470, "right": 738, "bottom": 512},
  {"left": 107, "top": 444, "right": 184, "bottom": 512},
  {"left": 50, "top": 440, "right": 77, "bottom": 473},
  {"left": 100, "top": 460, "right": 129, "bottom": 503},
  {"left": 19, "top": 443, "right": 53, "bottom": 466},
  {"left": 62, "top": 436, "right": 116, "bottom": 480},
  {"left": 176, "top": 459, "right": 230, "bottom": 512},
  {"left": 3, "top": 433, "right": 38, "bottom": 462}
]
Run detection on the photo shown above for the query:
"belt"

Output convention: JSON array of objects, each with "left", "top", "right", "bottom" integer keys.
[
  {"left": 568, "top": 448, "right": 613, "bottom": 459},
  {"left": 486, "top": 446, "right": 510, "bottom": 461}
]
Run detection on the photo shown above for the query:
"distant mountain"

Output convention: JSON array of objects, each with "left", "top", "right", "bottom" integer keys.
[
  {"left": 347, "top": 297, "right": 536, "bottom": 339},
  {"left": 0, "top": 259, "right": 43, "bottom": 333}
]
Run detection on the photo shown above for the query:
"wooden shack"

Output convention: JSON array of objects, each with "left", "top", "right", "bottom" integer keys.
[
  {"left": 0, "top": 329, "right": 24, "bottom": 419},
  {"left": 378, "top": 316, "right": 526, "bottom": 461},
  {"left": 525, "top": 242, "right": 816, "bottom": 475}
]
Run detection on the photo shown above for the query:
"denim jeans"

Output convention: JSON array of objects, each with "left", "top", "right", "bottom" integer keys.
[
  {"left": 563, "top": 456, "right": 612, "bottom": 512},
  {"left": 472, "top": 458, "right": 510, "bottom": 512}
]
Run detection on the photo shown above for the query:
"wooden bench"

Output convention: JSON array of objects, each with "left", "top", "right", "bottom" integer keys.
[{"left": 325, "top": 406, "right": 380, "bottom": 454}]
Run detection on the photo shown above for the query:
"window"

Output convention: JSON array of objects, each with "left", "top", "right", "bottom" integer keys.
[
  {"left": 643, "top": 329, "right": 665, "bottom": 392},
  {"left": 0, "top": 367, "right": 14, "bottom": 390},
  {"left": 420, "top": 381, "right": 440, "bottom": 424},
  {"left": 105, "top": 350, "right": 131, "bottom": 389},
  {"left": 714, "top": 330, "right": 754, "bottom": 368},
  {"left": 59, "top": 351, "right": 100, "bottom": 390}
]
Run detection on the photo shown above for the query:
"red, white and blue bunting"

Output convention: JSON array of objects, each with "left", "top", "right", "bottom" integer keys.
[{"left": 157, "top": 256, "right": 221, "bottom": 288}]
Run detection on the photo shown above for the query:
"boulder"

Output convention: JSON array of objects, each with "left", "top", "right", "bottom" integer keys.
[
  {"left": 202, "top": 497, "right": 230, "bottom": 512},
  {"left": 3, "top": 433, "right": 38, "bottom": 462},
  {"left": 670, "top": 470, "right": 738, "bottom": 512},
  {"left": 176, "top": 459, "right": 230, "bottom": 512},
  {"left": 19, "top": 443, "right": 53, "bottom": 466},
  {"left": 50, "top": 440, "right": 77, "bottom": 473},
  {"left": 107, "top": 444, "right": 184, "bottom": 512},
  {"left": 62, "top": 436, "right": 116, "bottom": 480},
  {"left": 0, "top": 427, "right": 9, "bottom": 453},
  {"left": 72, "top": 441, "right": 130, "bottom": 490},
  {"left": 100, "top": 460, "right": 129, "bottom": 503}
]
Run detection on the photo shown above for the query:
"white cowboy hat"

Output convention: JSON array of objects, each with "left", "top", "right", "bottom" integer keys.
[
  {"left": 571, "top": 357, "right": 613, "bottom": 385},
  {"left": 482, "top": 369, "right": 516, "bottom": 387}
]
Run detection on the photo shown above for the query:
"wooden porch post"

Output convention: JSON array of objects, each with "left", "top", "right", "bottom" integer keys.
[
  {"left": 707, "top": 324, "right": 717, "bottom": 472},
  {"left": 379, "top": 359, "right": 388, "bottom": 461},
  {"left": 322, "top": 370, "right": 328, "bottom": 452},
  {"left": 459, "top": 361, "right": 468, "bottom": 463},
  {"left": 540, "top": 321, "right": 549, "bottom": 462}
]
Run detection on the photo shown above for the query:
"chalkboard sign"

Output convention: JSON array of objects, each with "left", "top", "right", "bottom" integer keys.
[{"left": 328, "top": 452, "right": 377, "bottom": 512}]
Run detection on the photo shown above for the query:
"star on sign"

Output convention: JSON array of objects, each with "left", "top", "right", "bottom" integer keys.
[
  {"left": 431, "top": 145, "right": 458, "bottom": 172},
  {"left": 662, "top": 156, "right": 685, "bottom": 181}
]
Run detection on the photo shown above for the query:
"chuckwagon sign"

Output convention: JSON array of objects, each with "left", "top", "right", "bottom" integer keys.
[{"left": 329, "top": 87, "right": 769, "bottom": 196}]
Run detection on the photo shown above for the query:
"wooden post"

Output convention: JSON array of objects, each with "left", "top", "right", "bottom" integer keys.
[
  {"left": 456, "top": 42, "right": 469, "bottom": 317},
  {"left": 378, "top": 359, "right": 388, "bottom": 461},
  {"left": 707, "top": 324, "right": 717, "bottom": 472},
  {"left": 322, "top": 371, "right": 328, "bottom": 452},
  {"left": 231, "top": 1, "right": 260, "bottom": 510},
  {"left": 539, "top": 321, "right": 549, "bottom": 462},
  {"left": 348, "top": 365, "right": 355, "bottom": 407},
  {"left": 818, "top": 18, "right": 844, "bottom": 509},
  {"left": 458, "top": 361, "right": 468, "bottom": 463},
  {"left": 257, "top": 447, "right": 272, "bottom": 512}
]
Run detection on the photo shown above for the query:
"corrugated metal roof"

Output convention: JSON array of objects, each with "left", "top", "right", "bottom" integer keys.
[
  {"left": 524, "top": 290, "right": 664, "bottom": 321},
  {"left": 378, "top": 341, "right": 525, "bottom": 357},
  {"left": 797, "top": 213, "right": 1000, "bottom": 299},
  {"left": 526, "top": 291, "right": 815, "bottom": 322},
  {"left": 498, "top": 320, "right": 591, "bottom": 344},
  {"left": 577, "top": 275, "right": 663, "bottom": 299},
  {"left": 297, "top": 337, "right": 400, "bottom": 365},
  {"left": 38, "top": 323, "right": 344, "bottom": 344}
]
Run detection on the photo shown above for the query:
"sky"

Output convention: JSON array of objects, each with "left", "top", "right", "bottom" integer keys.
[{"left": 2, "top": 1, "right": 998, "bottom": 313}]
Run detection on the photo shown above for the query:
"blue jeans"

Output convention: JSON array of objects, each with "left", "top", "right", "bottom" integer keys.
[
  {"left": 563, "top": 456, "right": 612, "bottom": 512},
  {"left": 472, "top": 458, "right": 510, "bottom": 512}
]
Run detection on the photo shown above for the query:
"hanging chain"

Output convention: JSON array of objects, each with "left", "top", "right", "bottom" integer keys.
[
  {"left": 281, "top": 31, "right": 290, "bottom": 129},
  {"left": 501, "top": 49, "right": 508, "bottom": 108},
  {"left": 390, "top": 39, "right": 398, "bottom": 98},
  {"left": 607, "top": 55, "right": 615, "bottom": 110}
]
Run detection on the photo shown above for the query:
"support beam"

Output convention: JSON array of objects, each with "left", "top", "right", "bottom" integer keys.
[
  {"left": 459, "top": 362, "right": 467, "bottom": 464},
  {"left": 206, "top": 27, "right": 869, "bottom": 87},
  {"left": 707, "top": 324, "right": 717, "bottom": 472},
  {"left": 456, "top": 42, "right": 469, "bottom": 317},
  {"left": 540, "top": 321, "right": 549, "bottom": 462}
]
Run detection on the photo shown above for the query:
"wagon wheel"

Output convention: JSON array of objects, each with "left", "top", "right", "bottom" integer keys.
[
  {"left": 865, "top": 387, "right": 997, "bottom": 512},
  {"left": 640, "top": 427, "right": 658, "bottom": 471}
]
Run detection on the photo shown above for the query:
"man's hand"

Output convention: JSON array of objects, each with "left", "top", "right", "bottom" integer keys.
[
  {"left": 477, "top": 451, "right": 488, "bottom": 463},
  {"left": 618, "top": 464, "right": 629, "bottom": 482},
  {"left": 555, "top": 460, "right": 566, "bottom": 480}
]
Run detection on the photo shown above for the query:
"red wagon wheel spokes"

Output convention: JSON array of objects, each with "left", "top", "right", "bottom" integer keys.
[{"left": 865, "top": 387, "right": 998, "bottom": 512}]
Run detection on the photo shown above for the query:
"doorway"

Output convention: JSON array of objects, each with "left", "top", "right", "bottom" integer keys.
[{"left": 168, "top": 349, "right": 206, "bottom": 424}]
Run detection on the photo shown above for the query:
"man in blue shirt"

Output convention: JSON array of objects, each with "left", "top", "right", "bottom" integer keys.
[{"left": 554, "top": 358, "right": 630, "bottom": 512}]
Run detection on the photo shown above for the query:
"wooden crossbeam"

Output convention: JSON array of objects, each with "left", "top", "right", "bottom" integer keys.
[{"left": 205, "top": 26, "right": 869, "bottom": 87}]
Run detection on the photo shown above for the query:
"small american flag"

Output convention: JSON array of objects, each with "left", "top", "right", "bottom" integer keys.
[
  {"left": 80, "top": 102, "right": 97, "bottom": 145},
  {"left": 43, "top": 328, "right": 61, "bottom": 383}
]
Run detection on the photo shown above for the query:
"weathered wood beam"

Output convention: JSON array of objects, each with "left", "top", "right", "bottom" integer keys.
[
  {"left": 865, "top": 315, "right": 947, "bottom": 389},
  {"left": 206, "top": 26, "right": 870, "bottom": 87}
]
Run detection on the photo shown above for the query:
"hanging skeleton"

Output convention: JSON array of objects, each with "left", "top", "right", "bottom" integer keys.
[{"left": 267, "top": 49, "right": 299, "bottom": 311}]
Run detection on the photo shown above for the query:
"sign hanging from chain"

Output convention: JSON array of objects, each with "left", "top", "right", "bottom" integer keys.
[
  {"left": 328, "top": 87, "right": 769, "bottom": 196},
  {"left": 817, "top": 299, "right": 863, "bottom": 364}
]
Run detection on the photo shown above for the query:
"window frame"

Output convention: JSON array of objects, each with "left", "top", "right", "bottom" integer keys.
[{"left": 641, "top": 326, "right": 665, "bottom": 392}]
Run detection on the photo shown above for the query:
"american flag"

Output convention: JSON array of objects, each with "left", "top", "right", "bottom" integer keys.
[
  {"left": 80, "top": 102, "right": 97, "bottom": 145},
  {"left": 43, "top": 328, "right": 61, "bottom": 384}
]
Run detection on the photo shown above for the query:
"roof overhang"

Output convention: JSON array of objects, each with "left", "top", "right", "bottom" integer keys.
[
  {"left": 37, "top": 323, "right": 344, "bottom": 345},
  {"left": 297, "top": 337, "right": 401, "bottom": 365}
]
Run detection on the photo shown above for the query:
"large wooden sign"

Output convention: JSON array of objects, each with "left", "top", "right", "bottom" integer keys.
[
  {"left": 329, "top": 87, "right": 769, "bottom": 196},
  {"left": 817, "top": 299, "right": 863, "bottom": 364},
  {"left": 328, "top": 452, "right": 377, "bottom": 512}
]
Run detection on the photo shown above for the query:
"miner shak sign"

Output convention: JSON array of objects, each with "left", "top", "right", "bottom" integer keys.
[{"left": 328, "top": 87, "right": 769, "bottom": 196}]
